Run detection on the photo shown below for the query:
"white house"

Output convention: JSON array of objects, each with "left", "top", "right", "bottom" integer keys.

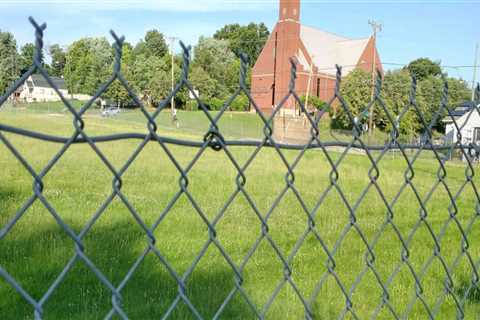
[
  {"left": 18, "top": 74, "right": 69, "bottom": 103},
  {"left": 443, "top": 101, "right": 480, "bottom": 145}
]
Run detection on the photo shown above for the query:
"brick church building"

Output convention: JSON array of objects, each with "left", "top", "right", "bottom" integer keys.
[{"left": 251, "top": 0, "right": 383, "bottom": 114}]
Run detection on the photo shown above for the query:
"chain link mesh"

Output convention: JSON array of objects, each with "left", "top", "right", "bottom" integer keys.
[{"left": 1, "top": 18, "right": 480, "bottom": 319}]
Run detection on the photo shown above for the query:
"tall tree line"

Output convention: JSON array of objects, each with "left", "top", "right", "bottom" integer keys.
[
  {"left": 0, "top": 23, "right": 474, "bottom": 132},
  {"left": 0, "top": 30, "right": 18, "bottom": 94},
  {"left": 332, "top": 58, "right": 472, "bottom": 137},
  {"left": 0, "top": 28, "right": 67, "bottom": 94},
  {"left": 0, "top": 23, "right": 269, "bottom": 109}
]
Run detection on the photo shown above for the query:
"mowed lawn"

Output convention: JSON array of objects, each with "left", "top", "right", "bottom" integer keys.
[
  {"left": 1, "top": 104, "right": 480, "bottom": 319},
  {"left": 1, "top": 101, "right": 392, "bottom": 143}
]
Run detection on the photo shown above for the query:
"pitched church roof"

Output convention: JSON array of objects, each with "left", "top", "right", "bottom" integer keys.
[{"left": 299, "top": 25, "right": 371, "bottom": 76}]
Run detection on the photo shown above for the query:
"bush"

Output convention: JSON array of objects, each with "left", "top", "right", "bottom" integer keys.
[
  {"left": 174, "top": 88, "right": 188, "bottom": 109},
  {"left": 204, "top": 97, "right": 224, "bottom": 111},
  {"left": 184, "top": 94, "right": 250, "bottom": 112},
  {"left": 185, "top": 100, "right": 198, "bottom": 111},
  {"left": 299, "top": 95, "right": 327, "bottom": 111},
  {"left": 229, "top": 94, "right": 250, "bottom": 111}
]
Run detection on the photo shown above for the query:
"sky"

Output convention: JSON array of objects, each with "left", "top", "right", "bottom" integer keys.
[{"left": 0, "top": 0, "right": 479, "bottom": 83}]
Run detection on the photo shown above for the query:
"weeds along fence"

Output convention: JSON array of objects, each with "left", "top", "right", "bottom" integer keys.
[{"left": 1, "top": 18, "right": 480, "bottom": 319}]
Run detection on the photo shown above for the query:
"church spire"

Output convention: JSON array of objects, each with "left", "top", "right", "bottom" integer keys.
[{"left": 279, "top": 0, "right": 300, "bottom": 22}]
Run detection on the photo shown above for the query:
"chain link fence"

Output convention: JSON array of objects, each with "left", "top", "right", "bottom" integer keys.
[{"left": 1, "top": 18, "right": 480, "bottom": 319}]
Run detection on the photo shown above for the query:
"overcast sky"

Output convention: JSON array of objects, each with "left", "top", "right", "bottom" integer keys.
[{"left": 0, "top": 0, "right": 479, "bottom": 82}]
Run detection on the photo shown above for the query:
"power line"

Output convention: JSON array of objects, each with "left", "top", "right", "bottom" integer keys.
[
  {"left": 215, "top": 37, "right": 480, "bottom": 70},
  {"left": 213, "top": 36, "right": 480, "bottom": 71}
]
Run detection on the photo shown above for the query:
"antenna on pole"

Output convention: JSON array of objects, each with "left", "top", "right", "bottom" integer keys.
[{"left": 368, "top": 19, "right": 383, "bottom": 137}]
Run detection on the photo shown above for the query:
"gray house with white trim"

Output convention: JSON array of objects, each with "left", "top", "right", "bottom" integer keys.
[
  {"left": 18, "top": 74, "right": 69, "bottom": 103},
  {"left": 443, "top": 101, "right": 480, "bottom": 145}
]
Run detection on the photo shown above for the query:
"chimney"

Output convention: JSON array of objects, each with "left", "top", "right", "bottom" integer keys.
[{"left": 279, "top": 0, "right": 300, "bottom": 22}]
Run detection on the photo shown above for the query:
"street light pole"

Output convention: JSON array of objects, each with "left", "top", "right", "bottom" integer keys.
[{"left": 167, "top": 36, "right": 178, "bottom": 116}]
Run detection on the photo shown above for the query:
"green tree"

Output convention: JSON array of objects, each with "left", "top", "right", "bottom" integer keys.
[
  {"left": 20, "top": 42, "right": 52, "bottom": 74},
  {"left": 406, "top": 58, "right": 442, "bottom": 81},
  {"left": 332, "top": 67, "right": 472, "bottom": 136},
  {"left": 48, "top": 44, "right": 66, "bottom": 77},
  {"left": 445, "top": 77, "right": 472, "bottom": 109},
  {"left": 192, "top": 37, "right": 238, "bottom": 101},
  {"left": 19, "top": 43, "right": 36, "bottom": 74},
  {"left": 416, "top": 75, "right": 444, "bottom": 131},
  {"left": 130, "top": 54, "right": 151, "bottom": 94},
  {"left": 64, "top": 37, "right": 113, "bottom": 95},
  {"left": 214, "top": 22, "right": 270, "bottom": 63},
  {"left": 104, "top": 42, "right": 135, "bottom": 107},
  {"left": 130, "top": 53, "right": 171, "bottom": 106},
  {"left": 416, "top": 75, "right": 471, "bottom": 132},
  {"left": 299, "top": 95, "right": 327, "bottom": 111},
  {"left": 381, "top": 69, "right": 420, "bottom": 138},
  {"left": 134, "top": 29, "right": 168, "bottom": 59},
  {"left": 332, "top": 69, "right": 372, "bottom": 129},
  {"left": 0, "top": 30, "right": 19, "bottom": 95},
  {"left": 190, "top": 65, "right": 219, "bottom": 101}
]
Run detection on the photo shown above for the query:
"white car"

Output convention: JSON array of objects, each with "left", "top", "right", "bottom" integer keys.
[{"left": 101, "top": 107, "right": 120, "bottom": 117}]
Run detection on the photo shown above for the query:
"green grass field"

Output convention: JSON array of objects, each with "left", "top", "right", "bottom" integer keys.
[
  {"left": 1, "top": 102, "right": 479, "bottom": 319},
  {"left": 2, "top": 101, "right": 393, "bottom": 144}
]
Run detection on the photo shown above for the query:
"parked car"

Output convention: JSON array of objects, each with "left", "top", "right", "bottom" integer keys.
[{"left": 101, "top": 107, "right": 120, "bottom": 117}]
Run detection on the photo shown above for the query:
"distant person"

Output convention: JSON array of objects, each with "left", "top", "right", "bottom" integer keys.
[{"left": 172, "top": 108, "right": 179, "bottom": 128}]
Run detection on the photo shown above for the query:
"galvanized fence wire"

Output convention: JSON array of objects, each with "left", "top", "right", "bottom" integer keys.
[{"left": 1, "top": 18, "right": 480, "bottom": 319}]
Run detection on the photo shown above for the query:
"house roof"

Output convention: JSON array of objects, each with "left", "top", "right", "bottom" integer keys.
[
  {"left": 299, "top": 25, "right": 371, "bottom": 76},
  {"left": 443, "top": 101, "right": 478, "bottom": 123},
  {"left": 30, "top": 74, "right": 67, "bottom": 90}
]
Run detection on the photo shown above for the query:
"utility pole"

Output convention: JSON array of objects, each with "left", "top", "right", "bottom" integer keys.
[
  {"left": 167, "top": 36, "right": 178, "bottom": 116},
  {"left": 13, "top": 50, "right": 17, "bottom": 104},
  {"left": 472, "top": 42, "right": 479, "bottom": 102},
  {"left": 368, "top": 20, "right": 382, "bottom": 136}
]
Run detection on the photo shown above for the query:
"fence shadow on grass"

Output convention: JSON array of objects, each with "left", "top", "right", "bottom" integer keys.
[
  {"left": 0, "top": 220, "right": 255, "bottom": 319},
  {"left": 0, "top": 187, "right": 19, "bottom": 209}
]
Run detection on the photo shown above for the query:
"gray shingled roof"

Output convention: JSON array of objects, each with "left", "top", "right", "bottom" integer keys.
[
  {"left": 450, "top": 101, "right": 476, "bottom": 117},
  {"left": 443, "top": 101, "right": 477, "bottom": 123},
  {"left": 30, "top": 74, "right": 67, "bottom": 90}
]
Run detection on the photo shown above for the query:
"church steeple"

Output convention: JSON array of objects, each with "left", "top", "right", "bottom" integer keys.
[{"left": 279, "top": 0, "right": 300, "bottom": 22}]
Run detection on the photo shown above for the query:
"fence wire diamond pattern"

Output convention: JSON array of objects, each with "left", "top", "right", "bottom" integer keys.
[{"left": 1, "top": 18, "right": 480, "bottom": 319}]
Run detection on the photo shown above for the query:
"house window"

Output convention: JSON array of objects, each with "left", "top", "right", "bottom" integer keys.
[
  {"left": 282, "top": 8, "right": 286, "bottom": 16},
  {"left": 316, "top": 78, "right": 320, "bottom": 97},
  {"left": 474, "top": 128, "right": 480, "bottom": 144},
  {"left": 293, "top": 8, "right": 297, "bottom": 16}
]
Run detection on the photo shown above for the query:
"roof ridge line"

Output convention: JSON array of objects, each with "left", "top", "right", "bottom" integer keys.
[
  {"left": 337, "top": 37, "right": 371, "bottom": 43},
  {"left": 300, "top": 23, "right": 351, "bottom": 40}
]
